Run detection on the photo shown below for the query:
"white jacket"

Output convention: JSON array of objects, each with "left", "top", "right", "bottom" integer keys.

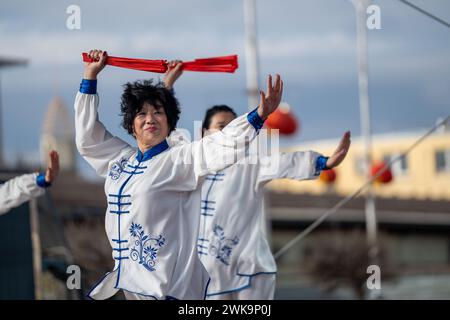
[
  {"left": 74, "top": 87, "right": 264, "bottom": 300},
  {"left": 198, "top": 149, "right": 323, "bottom": 296},
  {"left": 0, "top": 173, "right": 44, "bottom": 216}
]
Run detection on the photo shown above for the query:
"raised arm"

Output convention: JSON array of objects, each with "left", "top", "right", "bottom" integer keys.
[
  {"left": 256, "top": 131, "right": 351, "bottom": 188},
  {"left": 163, "top": 60, "right": 183, "bottom": 90},
  {"left": 75, "top": 49, "right": 133, "bottom": 177},
  {"left": 173, "top": 74, "right": 283, "bottom": 184},
  {"left": 0, "top": 151, "right": 60, "bottom": 216}
]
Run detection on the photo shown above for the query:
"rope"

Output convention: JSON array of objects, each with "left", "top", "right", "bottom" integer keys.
[{"left": 274, "top": 116, "right": 450, "bottom": 260}]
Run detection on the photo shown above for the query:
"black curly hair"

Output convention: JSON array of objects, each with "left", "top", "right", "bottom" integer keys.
[{"left": 120, "top": 79, "right": 180, "bottom": 136}]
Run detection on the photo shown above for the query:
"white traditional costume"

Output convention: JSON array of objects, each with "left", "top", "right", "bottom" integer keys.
[
  {"left": 0, "top": 173, "right": 48, "bottom": 216},
  {"left": 74, "top": 79, "right": 265, "bottom": 300},
  {"left": 198, "top": 149, "right": 328, "bottom": 299}
]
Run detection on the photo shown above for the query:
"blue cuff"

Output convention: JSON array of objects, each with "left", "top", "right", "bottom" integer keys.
[
  {"left": 247, "top": 107, "right": 265, "bottom": 131},
  {"left": 79, "top": 79, "right": 97, "bottom": 94},
  {"left": 36, "top": 174, "right": 51, "bottom": 188},
  {"left": 315, "top": 156, "right": 330, "bottom": 176}
]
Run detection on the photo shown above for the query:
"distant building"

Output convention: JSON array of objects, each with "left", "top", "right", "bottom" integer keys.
[
  {"left": 268, "top": 128, "right": 450, "bottom": 200},
  {"left": 266, "top": 127, "right": 450, "bottom": 298}
]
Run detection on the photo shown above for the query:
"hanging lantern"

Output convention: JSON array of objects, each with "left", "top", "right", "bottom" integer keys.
[
  {"left": 319, "top": 168, "right": 337, "bottom": 184},
  {"left": 371, "top": 161, "right": 393, "bottom": 184},
  {"left": 265, "top": 103, "right": 298, "bottom": 135}
]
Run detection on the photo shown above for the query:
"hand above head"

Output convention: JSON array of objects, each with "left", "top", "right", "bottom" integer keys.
[
  {"left": 83, "top": 49, "right": 108, "bottom": 80},
  {"left": 257, "top": 74, "right": 283, "bottom": 120},
  {"left": 326, "top": 131, "right": 351, "bottom": 169},
  {"left": 163, "top": 60, "right": 183, "bottom": 90},
  {"left": 45, "top": 150, "right": 60, "bottom": 184}
]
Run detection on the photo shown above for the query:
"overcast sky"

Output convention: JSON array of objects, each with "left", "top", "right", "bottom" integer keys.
[{"left": 1, "top": 0, "right": 449, "bottom": 178}]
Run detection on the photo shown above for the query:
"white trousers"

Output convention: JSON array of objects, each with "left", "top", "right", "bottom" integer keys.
[
  {"left": 207, "top": 273, "right": 276, "bottom": 300},
  {"left": 123, "top": 291, "right": 157, "bottom": 300}
]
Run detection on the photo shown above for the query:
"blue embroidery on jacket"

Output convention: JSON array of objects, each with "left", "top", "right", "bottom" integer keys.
[
  {"left": 109, "top": 157, "right": 128, "bottom": 180},
  {"left": 129, "top": 222, "right": 165, "bottom": 271},
  {"left": 209, "top": 224, "right": 239, "bottom": 266}
]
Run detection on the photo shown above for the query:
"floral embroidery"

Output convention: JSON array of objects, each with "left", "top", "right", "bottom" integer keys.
[
  {"left": 129, "top": 222, "right": 165, "bottom": 271},
  {"left": 109, "top": 157, "right": 128, "bottom": 180},
  {"left": 209, "top": 224, "right": 239, "bottom": 266}
]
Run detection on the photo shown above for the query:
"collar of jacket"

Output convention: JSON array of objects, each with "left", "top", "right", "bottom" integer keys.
[{"left": 136, "top": 139, "right": 170, "bottom": 162}]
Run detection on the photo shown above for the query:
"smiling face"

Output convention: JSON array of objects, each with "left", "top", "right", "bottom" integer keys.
[
  {"left": 132, "top": 102, "right": 170, "bottom": 152},
  {"left": 203, "top": 111, "right": 237, "bottom": 136}
]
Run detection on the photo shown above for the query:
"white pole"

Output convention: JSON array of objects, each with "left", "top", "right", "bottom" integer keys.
[
  {"left": 351, "top": 0, "right": 380, "bottom": 299},
  {"left": 0, "top": 74, "right": 3, "bottom": 167},
  {"left": 29, "top": 198, "right": 43, "bottom": 300},
  {"left": 243, "top": 0, "right": 260, "bottom": 110}
]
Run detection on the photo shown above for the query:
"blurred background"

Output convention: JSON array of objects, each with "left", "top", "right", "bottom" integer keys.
[{"left": 0, "top": 0, "right": 449, "bottom": 299}]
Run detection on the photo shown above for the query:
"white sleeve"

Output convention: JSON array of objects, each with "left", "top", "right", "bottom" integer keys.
[
  {"left": 74, "top": 92, "right": 134, "bottom": 178},
  {"left": 0, "top": 173, "right": 44, "bottom": 216},
  {"left": 256, "top": 151, "right": 323, "bottom": 189},
  {"left": 166, "top": 110, "right": 264, "bottom": 189}
]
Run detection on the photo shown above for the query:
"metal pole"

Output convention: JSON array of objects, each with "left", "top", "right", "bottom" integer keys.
[
  {"left": 29, "top": 198, "right": 43, "bottom": 300},
  {"left": 351, "top": 0, "right": 380, "bottom": 299},
  {"left": 0, "top": 74, "right": 3, "bottom": 167},
  {"left": 243, "top": 0, "right": 260, "bottom": 109}
]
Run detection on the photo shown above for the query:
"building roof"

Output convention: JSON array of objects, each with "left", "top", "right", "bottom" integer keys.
[{"left": 266, "top": 190, "right": 450, "bottom": 230}]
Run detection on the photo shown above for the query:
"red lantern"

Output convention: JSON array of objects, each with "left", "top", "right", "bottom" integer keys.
[
  {"left": 371, "top": 162, "right": 393, "bottom": 184},
  {"left": 265, "top": 103, "right": 298, "bottom": 135},
  {"left": 320, "top": 169, "right": 337, "bottom": 184}
]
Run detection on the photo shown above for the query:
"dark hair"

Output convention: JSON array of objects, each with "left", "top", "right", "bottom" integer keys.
[
  {"left": 201, "top": 105, "right": 237, "bottom": 132},
  {"left": 120, "top": 79, "right": 180, "bottom": 136}
]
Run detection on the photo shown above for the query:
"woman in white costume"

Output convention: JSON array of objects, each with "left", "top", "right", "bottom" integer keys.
[
  {"left": 164, "top": 64, "right": 351, "bottom": 300},
  {"left": 199, "top": 106, "right": 350, "bottom": 300},
  {"left": 0, "top": 151, "right": 59, "bottom": 216},
  {"left": 75, "top": 50, "right": 283, "bottom": 300}
]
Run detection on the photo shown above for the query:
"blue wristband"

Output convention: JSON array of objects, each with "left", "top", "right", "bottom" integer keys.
[
  {"left": 79, "top": 79, "right": 97, "bottom": 94},
  {"left": 36, "top": 173, "right": 51, "bottom": 188},
  {"left": 315, "top": 156, "right": 330, "bottom": 176},
  {"left": 247, "top": 107, "right": 265, "bottom": 131}
]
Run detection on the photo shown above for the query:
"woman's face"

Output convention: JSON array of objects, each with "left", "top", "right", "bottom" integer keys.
[
  {"left": 203, "top": 111, "right": 236, "bottom": 136},
  {"left": 133, "top": 102, "right": 170, "bottom": 150}
]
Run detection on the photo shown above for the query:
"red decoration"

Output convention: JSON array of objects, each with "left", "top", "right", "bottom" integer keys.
[
  {"left": 320, "top": 169, "right": 337, "bottom": 184},
  {"left": 82, "top": 53, "right": 238, "bottom": 73},
  {"left": 265, "top": 104, "right": 298, "bottom": 135},
  {"left": 371, "top": 162, "right": 393, "bottom": 184}
]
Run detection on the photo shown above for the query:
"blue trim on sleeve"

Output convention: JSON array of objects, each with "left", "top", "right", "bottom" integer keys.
[
  {"left": 36, "top": 173, "right": 51, "bottom": 188},
  {"left": 247, "top": 107, "right": 265, "bottom": 131},
  {"left": 79, "top": 79, "right": 97, "bottom": 94},
  {"left": 315, "top": 156, "right": 330, "bottom": 176}
]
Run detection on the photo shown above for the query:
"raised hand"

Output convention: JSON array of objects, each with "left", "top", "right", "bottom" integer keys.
[
  {"left": 326, "top": 131, "right": 351, "bottom": 168},
  {"left": 257, "top": 74, "right": 283, "bottom": 120},
  {"left": 84, "top": 49, "right": 108, "bottom": 80},
  {"left": 163, "top": 60, "right": 183, "bottom": 90},
  {"left": 45, "top": 150, "right": 60, "bottom": 184}
]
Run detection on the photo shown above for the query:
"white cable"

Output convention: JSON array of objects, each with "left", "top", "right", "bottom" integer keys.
[{"left": 274, "top": 116, "right": 450, "bottom": 260}]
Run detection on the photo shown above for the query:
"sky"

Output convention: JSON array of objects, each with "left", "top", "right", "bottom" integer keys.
[{"left": 1, "top": 0, "right": 449, "bottom": 179}]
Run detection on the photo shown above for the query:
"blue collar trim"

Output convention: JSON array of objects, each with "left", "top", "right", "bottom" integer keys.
[{"left": 136, "top": 139, "right": 169, "bottom": 162}]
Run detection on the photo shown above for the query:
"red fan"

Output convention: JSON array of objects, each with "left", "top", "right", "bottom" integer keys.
[{"left": 82, "top": 53, "right": 238, "bottom": 74}]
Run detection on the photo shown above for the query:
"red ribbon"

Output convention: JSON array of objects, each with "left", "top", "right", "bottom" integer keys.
[{"left": 82, "top": 53, "right": 238, "bottom": 73}]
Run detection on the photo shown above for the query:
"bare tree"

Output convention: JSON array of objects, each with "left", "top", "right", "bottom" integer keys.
[{"left": 303, "top": 229, "right": 395, "bottom": 299}]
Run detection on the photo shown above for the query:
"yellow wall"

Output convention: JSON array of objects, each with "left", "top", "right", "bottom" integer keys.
[{"left": 267, "top": 132, "right": 450, "bottom": 200}]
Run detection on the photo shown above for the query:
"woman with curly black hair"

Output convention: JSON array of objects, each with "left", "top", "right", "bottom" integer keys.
[{"left": 74, "top": 49, "right": 283, "bottom": 300}]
